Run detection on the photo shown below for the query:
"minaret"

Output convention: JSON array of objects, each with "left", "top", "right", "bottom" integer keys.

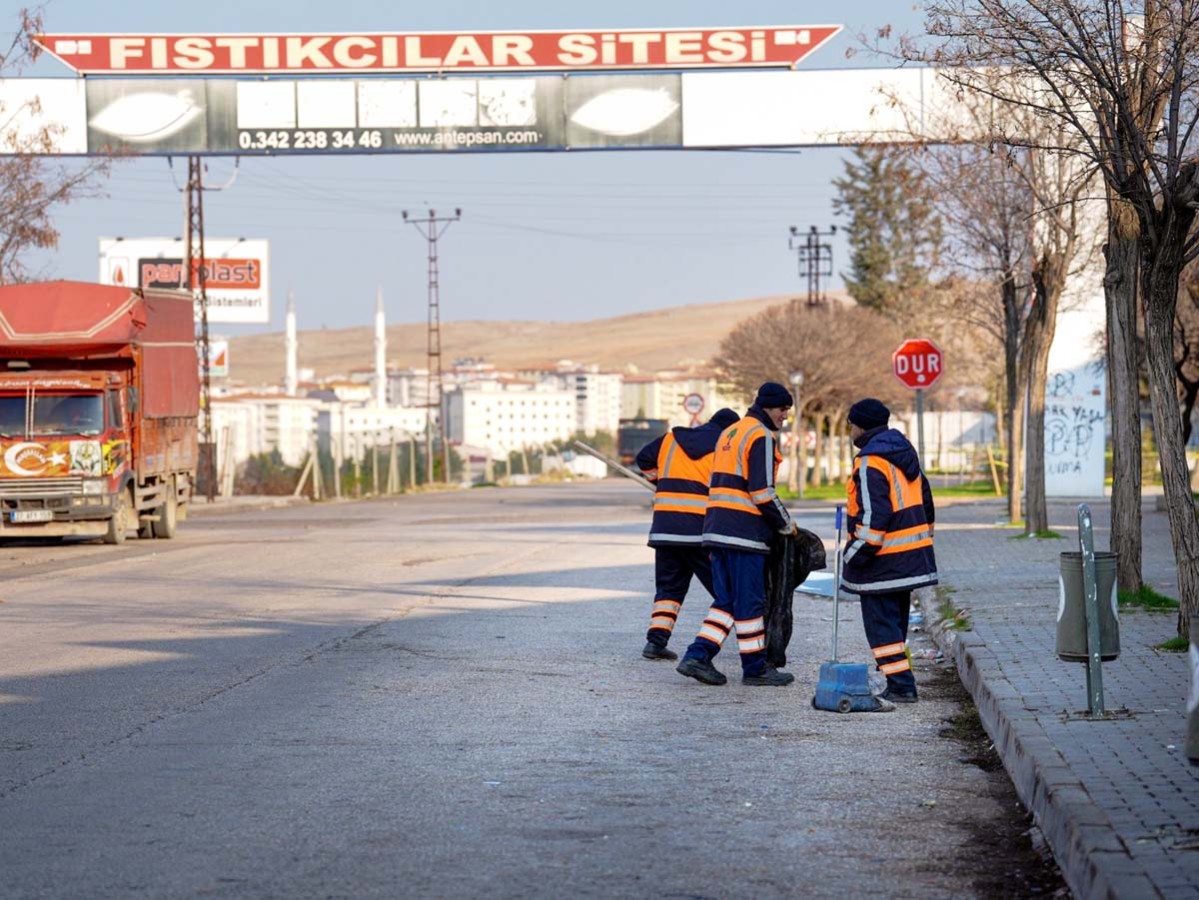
[
  {"left": 285, "top": 289, "right": 298, "bottom": 397},
  {"left": 373, "top": 286, "right": 387, "bottom": 407}
]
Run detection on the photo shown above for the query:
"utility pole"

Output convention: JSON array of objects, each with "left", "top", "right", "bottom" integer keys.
[
  {"left": 185, "top": 156, "right": 216, "bottom": 502},
  {"left": 788, "top": 225, "right": 836, "bottom": 308},
  {"left": 403, "top": 208, "right": 461, "bottom": 484}
]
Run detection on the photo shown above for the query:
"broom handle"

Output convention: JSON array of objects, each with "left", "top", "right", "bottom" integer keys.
[
  {"left": 832, "top": 505, "right": 844, "bottom": 661},
  {"left": 572, "top": 441, "right": 656, "bottom": 492}
]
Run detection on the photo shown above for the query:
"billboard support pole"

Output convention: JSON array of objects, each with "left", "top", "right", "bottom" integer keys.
[{"left": 185, "top": 155, "right": 215, "bottom": 503}]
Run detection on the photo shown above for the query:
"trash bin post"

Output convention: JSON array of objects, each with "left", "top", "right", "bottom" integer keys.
[
  {"left": 832, "top": 505, "right": 844, "bottom": 661},
  {"left": 1078, "top": 503, "right": 1105, "bottom": 716}
]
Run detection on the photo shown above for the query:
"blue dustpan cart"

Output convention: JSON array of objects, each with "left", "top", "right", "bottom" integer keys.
[{"left": 812, "top": 505, "right": 876, "bottom": 713}]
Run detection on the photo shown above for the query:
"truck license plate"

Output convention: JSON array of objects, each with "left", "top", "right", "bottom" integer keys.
[{"left": 10, "top": 510, "right": 53, "bottom": 523}]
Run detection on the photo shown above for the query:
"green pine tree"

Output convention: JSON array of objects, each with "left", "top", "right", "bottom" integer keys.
[{"left": 832, "top": 146, "right": 943, "bottom": 317}]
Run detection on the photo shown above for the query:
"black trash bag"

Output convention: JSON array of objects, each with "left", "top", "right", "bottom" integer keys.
[{"left": 763, "top": 527, "right": 828, "bottom": 668}]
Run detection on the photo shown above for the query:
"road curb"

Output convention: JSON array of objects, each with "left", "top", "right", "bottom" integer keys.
[
  {"left": 930, "top": 608, "right": 1153, "bottom": 899},
  {"left": 186, "top": 496, "right": 313, "bottom": 517}
]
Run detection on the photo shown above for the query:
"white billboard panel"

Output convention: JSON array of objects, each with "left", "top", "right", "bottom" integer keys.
[
  {"left": 682, "top": 68, "right": 968, "bottom": 147},
  {"left": 0, "top": 79, "right": 87, "bottom": 153},
  {"left": 98, "top": 237, "right": 270, "bottom": 324}
]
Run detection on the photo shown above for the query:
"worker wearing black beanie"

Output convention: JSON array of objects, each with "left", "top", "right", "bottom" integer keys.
[
  {"left": 677, "top": 383, "right": 798, "bottom": 688},
  {"left": 848, "top": 398, "right": 890, "bottom": 432},
  {"left": 841, "top": 397, "right": 938, "bottom": 709}
]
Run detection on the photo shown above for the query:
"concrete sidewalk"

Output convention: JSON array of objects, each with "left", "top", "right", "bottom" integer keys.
[{"left": 930, "top": 499, "right": 1198, "bottom": 898}]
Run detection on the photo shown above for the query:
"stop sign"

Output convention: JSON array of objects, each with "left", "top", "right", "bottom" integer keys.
[{"left": 892, "top": 338, "right": 944, "bottom": 390}]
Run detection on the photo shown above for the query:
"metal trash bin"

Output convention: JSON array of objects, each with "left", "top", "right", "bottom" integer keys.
[
  {"left": 1056, "top": 551, "right": 1120, "bottom": 661},
  {"left": 1188, "top": 621, "right": 1198, "bottom": 767}
]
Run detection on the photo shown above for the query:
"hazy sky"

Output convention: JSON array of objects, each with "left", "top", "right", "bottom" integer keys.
[{"left": 23, "top": 1, "right": 929, "bottom": 335}]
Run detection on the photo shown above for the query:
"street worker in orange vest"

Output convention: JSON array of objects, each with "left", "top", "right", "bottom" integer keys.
[
  {"left": 843, "top": 398, "right": 938, "bottom": 706},
  {"left": 676, "top": 382, "right": 799, "bottom": 687},
  {"left": 635, "top": 407, "right": 740, "bottom": 661}
]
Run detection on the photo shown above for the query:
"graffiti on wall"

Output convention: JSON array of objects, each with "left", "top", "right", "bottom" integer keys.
[{"left": 1044, "top": 365, "right": 1106, "bottom": 495}]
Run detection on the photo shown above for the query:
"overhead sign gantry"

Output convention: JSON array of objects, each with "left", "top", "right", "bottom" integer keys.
[{"left": 33, "top": 27, "right": 842, "bottom": 75}]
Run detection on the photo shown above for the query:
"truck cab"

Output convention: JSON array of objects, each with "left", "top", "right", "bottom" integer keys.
[
  {"left": 0, "top": 282, "right": 199, "bottom": 543},
  {"left": 0, "top": 372, "right": 136, "bottom": 540}
]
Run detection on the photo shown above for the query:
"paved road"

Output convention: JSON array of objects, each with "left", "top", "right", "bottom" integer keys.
[{"left": 0, "top": 484, "right": 1057, "bottom": 898}]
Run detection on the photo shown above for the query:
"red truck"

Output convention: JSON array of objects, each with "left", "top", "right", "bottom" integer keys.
[{"left": 0, "top": 281, "right": 199, "bottom": 543}]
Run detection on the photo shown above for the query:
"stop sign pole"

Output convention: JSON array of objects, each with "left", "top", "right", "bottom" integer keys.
[{"left": 892, "top": 338, "right": 944, "bottom": 464}]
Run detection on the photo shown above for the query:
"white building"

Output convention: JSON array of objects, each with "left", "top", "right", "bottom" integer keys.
[
  {"left": 621, "top": 373, "right": 742, "bottom": 427},
  {"left": 319, "top": 404, "right": 430, "bottom": 460},
  {"left": 553, "top": 362, "right": 622, "bottom": 436},
  {"left": 210, "top": 395, "right": 322, "bottom": 467},
  {"left": 445, "top": 380, "right": 576, "bottom": 460},
  {"left": 320, "top": 381, "right": 374, "bottom": 404},
  {"left": 388, "top": 368, "right": 431, "bottom": 409}
]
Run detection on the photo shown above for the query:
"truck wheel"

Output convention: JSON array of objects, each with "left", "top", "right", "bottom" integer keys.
[
  {"left": 153, "top": 484, "right": 178, "bottom": 539},
  {"left": 103, "top": 487, "right": 133, "bottom": 545}
]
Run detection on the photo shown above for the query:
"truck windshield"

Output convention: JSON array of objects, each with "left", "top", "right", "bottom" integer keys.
[{"left": 0, "top": 393, "right": 105, "bottom": 437}]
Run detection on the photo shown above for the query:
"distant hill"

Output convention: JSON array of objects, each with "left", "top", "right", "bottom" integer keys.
[{"left": 225, "top": 293, "right": 847, "bottom": 386}]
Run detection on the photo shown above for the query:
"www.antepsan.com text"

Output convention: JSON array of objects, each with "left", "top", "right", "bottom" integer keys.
[
  {"left": 235, "top": 129, "right": 543, "bottom": 151},
  {"left": 392, "top": 129, "right": 542, "bottom": 147}
]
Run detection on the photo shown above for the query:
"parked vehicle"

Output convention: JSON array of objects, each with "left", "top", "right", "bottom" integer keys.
[
  {"left": 617, "top": 417, "right": 670, "bottom": 466},
  {"left": 0, "top": 282, "right": 199, "bottom": 542}
]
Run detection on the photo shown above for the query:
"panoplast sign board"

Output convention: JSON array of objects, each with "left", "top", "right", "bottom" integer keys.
[
  {"left": 98, "top": 238, "right": 270, "bottom": 324},
  {"left": 35, "top": 27, "right": 841, "bottom": 75}
]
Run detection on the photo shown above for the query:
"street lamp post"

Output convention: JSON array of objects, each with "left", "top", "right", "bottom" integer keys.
[{"left": 789, "top": 372, "right": 804, "bottom": 498}]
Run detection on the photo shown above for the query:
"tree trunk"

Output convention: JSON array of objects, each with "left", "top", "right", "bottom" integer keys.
[
  {"left": 1024, "top": 335, "right": 1054, "bottom": 534},
  {"left": 1142, "top": 232, "right": 1199, "bottom": 639},
  {"left": 1024, "top": 256, "right": 1064, "bottom": 536},
  {"left": 831, "top": 407, "right": 846, "bottom": 482},
  {"left": 1009, "top": 367, "right": 1027, "bottom": 526},
  {"left": 813, "top": 413, "right": 826, "bottom": 487},
  {"left": 1002, "top": 275, "right": 1023, "bottom": 522},
  {"left": 1104, "top": 202, "right": 1144, "bottom": 593},
  {"left": 842, "top": 412, "right": 854, "bottom": 477},
  {"left": 798, "top": 411, "right": 810, "bottom": 490}
]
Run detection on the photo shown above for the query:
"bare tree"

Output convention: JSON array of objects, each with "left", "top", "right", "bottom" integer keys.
[
  {"left": 921, "top": 0, "right": 1199, "bottom": 634},
  {"left": 714, "top": 301, "right": 906, "bottom": 419},
  {"left": 0, "top": 8, "right": 110, "bottom": 283},
  {"left": 910, "top": 141, "right": 1036, "bottom": 521}
]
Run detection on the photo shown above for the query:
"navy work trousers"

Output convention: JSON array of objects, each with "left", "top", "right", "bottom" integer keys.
[
  {"left": 682, "top": 547, "right": 768, "bottom": 677},
  {"left": 646, "top": 546, "right": 715, "bottom": 647},
  {"left": 859, "top": 590, "right": 917, "bottom": 694}
]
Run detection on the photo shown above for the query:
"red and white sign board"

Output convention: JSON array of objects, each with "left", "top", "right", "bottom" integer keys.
[
  {"left": 99, "top": 237, "right": 270, "bottom": 325},
  {"left": 892, "top": 338, "right": 943, "bottom": 390},
  {"left": 206, "top": 340, "right": 229, "bottom": 379},
  {"left": 35, "top": 27, "right": 841, "bottom": 75}
]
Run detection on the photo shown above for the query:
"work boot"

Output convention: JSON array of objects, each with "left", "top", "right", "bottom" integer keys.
[
  {"left": 676, "top": 656, "right": 727, "bottom": 685},
  {"left": 743, "top": 667, "right": 795, "bottom": 687},
  {"left": 881, "top": 687, "right": 918, "bottom": 704},
  {"left": 642, "top": 641, "right": 678, "bottom": 661}
]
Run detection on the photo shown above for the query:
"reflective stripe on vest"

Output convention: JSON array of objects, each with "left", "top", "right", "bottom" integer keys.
[
  {"left": 846, "top": 455, "right": 933, "bottom": 561},
  {"left": 651, "top": 434, "right": 711, "bottom": 517}
]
